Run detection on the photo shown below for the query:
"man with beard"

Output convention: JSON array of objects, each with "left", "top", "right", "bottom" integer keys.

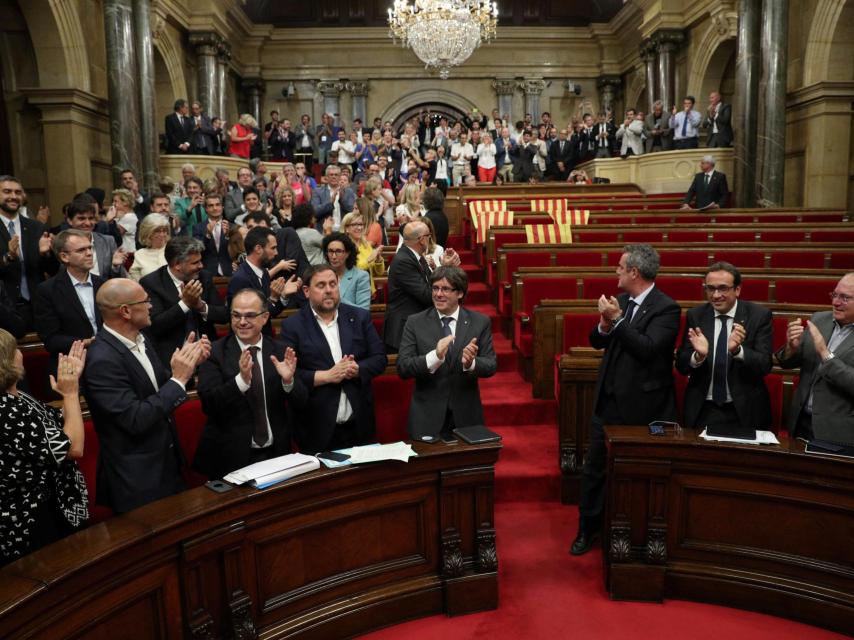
[{"left": 279, "top": 264, "right": 387, "bottom": 453}]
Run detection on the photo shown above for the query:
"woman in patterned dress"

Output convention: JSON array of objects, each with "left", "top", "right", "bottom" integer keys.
[{"left": 0, "top": 332, "right": 88, "bottom": 566}]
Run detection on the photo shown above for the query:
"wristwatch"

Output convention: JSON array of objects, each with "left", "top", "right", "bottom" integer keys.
[{"left": 823, "top": 351, "right": 835, "bottom": 362}]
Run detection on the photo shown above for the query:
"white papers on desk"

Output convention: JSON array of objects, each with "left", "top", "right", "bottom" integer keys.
[
  {"left": 348, "top": 442, "right": 418, "bottom": 464},
  {"left": 224, "top": 453, "right": 320, "bottom": 488},
  {"left": 699, "top": 429, "right": 780, "bottom": 445}
]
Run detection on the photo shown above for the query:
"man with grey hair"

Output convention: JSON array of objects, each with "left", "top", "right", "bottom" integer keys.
[
  {"left": 681, "top": 155, "right": 729, "bottom": 210},
  {"left": 571, "top": 244, "right": 680, "bottom": 556},
  {"left": 644, "top": 100, "right": 672, "bottom": 153},
  {"left": 310, "top": 163, "right": 356, "bottom": 232},
  {"left": 140, "top": 235, "right": 229, "bottom": 368}
]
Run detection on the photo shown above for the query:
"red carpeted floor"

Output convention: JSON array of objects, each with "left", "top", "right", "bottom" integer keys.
[{"left": 362, "top": 289, "right": 849, "bottom": 640}]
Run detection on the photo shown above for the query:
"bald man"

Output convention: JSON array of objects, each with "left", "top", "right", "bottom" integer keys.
[{"left": 82, "top": 278, "right": 211, "bottom": 513}]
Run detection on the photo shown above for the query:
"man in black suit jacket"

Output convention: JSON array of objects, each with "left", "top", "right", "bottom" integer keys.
[
  {"left": 82, "top": 278, "right": 210, "bottom": 513},
  {"left": 34, "top": 230, "right": 104, "bottom": 377},
  {"left": 189, "top": 101, "right": 218, "bottom": 155},
  {"left": 192, "top": 193, "right": 232, "bottom": 276},
  {"left": 571, "top": 244, "right": 680, "bottom": 556},
  {"left": 280, "top": 265, "right": 387, "bottom": 454},
  {"left": 548, "top": 129, "right": 575, "bottom": 181},
  {"left": 195, "top": 289, "right": 308, "bottom": 479},
  {"left": 703, "top": 92, "right": 733, "bottom": 148},
  {"left": 0, "top": 175, "right": 57, "bottom": 328},
  {"left": 140, "top": 236, "right": 229, "bottom": 369},
  {"left": 422, "top": 187, "right": 449, "bottom": 248},
  {"left": 676, "top": 262, "right": 773, "bottom": 432},
  {"left": 165, "top": 99, "right": 195, "bottom": 154},
  {"left": 383, "top": 220, "right": 458, "bottom": 353},
  {"left": 681, "top": 155, "right": 729, "bottom": 210},
  {"left": 397, "top": 266, "right": 497, "bottom": 439},
  {"left": 0, "top": 280, "right": 25, "bottom": 338}
]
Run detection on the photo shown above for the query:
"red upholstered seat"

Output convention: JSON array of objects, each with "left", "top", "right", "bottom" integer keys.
[
  {"left": 372, "top": 374, "right": 413, "bottom": 443},
  {"left": 659, "top": 251, "right": 710, "bottom": 268},
  {"left": 371, "top": 317, "right": 384, "bottom": 336},
  {"left": 508, "top": 252, "right": 553, "bottom": 273},
  {"left": 765, "top": 373, "right": 785, "bottom": 431},
  {"left": 772, "top": 316, "right": 789, "bottom": 348},
  {"left": 575, "top": 231, "right": 618, "bottom": 243},
  {"left": 607, "top": 251, "right": 623, "bottom": 265},
  {"left": 78, "top": 420, "right": 113, "bottom": 524},
  {"left": 580, "top": 276, "right": 619, "bottom": 299},
  {"left": 22, "top": 348, "right": 54, "bottom": 403},
  {"left": 493, "top": 230, "right": 527, "bottom": 252},
  {"left": 555, "top": 252, "right": 603, "bottom": 267},
  {"left": 830, "top": 253, "right": 854, "bottom": 269},
  {"left": 713, "top": 231, "right": 756, "bottom": 243},
  {"left": 598, "top": 215, "right": 632, "bottom": 224},
  {"left": 761, "top": 230, "right": 807, "bottom": 242},
  {"left": 513, "top": 277, "right": 578, "bottom": 352},
  {"left": 769, "top": 252, "right": 824, "bottom": 269},
  {"left": 669, "top": 231, "right": 708, "bottom": 243},
  {"left": 812, "top": 230, "right": 854, "bottom": 242},
  {"left": 713, "top": 251, "right": 764, "bottom": 268},
  {"left": 774, "top": 279, "right": 837, "bottom": 305},
  {"left": 174, "top": 398, "right": 210, "bottom": 488},
  {"left": 720, "top": 215, "right": 754, "bottom": 223},
  {"left": 634, "top": 215, "right": 666, "bottom": 224},
  {"left": 623, "top": 231, "right": 663, "bottom": 242},
  {"left": 562, "top": 313, "right": 600, "bottom": 349},
  {"left": 655, "top": 275, "right": 702, "bottom": 301},
  {"left": 673, "top": 368, "right": 689, "bottom": 419},
  {"left": 739, "top": 279, "right": 770, "bottom": 301}
]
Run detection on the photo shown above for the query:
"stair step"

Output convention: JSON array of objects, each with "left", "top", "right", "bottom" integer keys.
[
  {"left": 465, "top": 282, "right": 491, "bottom": 305},
  {"left": 462, "top": 263, "right": 484, "bottom": 283},
  {"left": 482, "top": 372, "right": 557, "bottom": 426},
  {"left": 466, "top": 303, "right": 502, "bottom": 332},
  {"left": 494, "top": 424, "right": 560, "bottom": 502}
]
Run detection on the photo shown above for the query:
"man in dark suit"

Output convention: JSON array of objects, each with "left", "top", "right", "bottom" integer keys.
[
  {"left": 189, "top": 101, "right": 218, "bottom": 155},
  {"left": 140, "top": 236, "right": 229, "bottom": 368},
  {"left": 223, "top": 167, "right": 256, "bottom": 222},
  {"left": 0, "top": 175, "right": 57, "bottom": 329},
  {"left": 34, "top": 230, "right": 103, "bottom": 377},
  {"left": 591, "top": 112, "right": 617, "bottom": 158},
  {"left": 383, "top": 220, "right": 459, "bottom": 353},
  {"left": 571, "top": 244, "right": 680, "bottom": 556},
  {"left": 703, "top": 91, "right": 733, "bottom": 148},
  {"left": 422, "top": 187, "right": 449, "bottom": 248},
  {"left": 165, "top": 99, "right": 195, "bottom": 154},
  {"left": 268, "top": 118, "right": 296, "bottom": 162},
  {"left": 279, "top": 264, "right": 387, "bottom": 454},
  {"left": 548, "top": 129, "right": 575, "bottom": 181},
  {"left": 227, "top": 227, "right": 300, "bottom": 333},
  {"left": 681, "top": 155, "right": 729, "bottom": 210},
  {"left": 0, "top": 280, "right": 25, "bottom": 338},
  {"left": 676, "top": 262, "right": 773, "bottom": 432},
  {"left": 82, "top": 278, "right": 210, "bottom": 513},
  {"left": 776, "top": 272, "right": 854, "bottom": 444},
  {"left": 397, "top": 266, "right": 497, "bottom": 440},
  {"left": 192, "top": 193, "right": 232, "bottom": 276},
  {"left": 195, "top": 289, "right": 308, "bottom": 479},
  {"left": 119, "top": 169, "right": 150, "bottom": 222}
]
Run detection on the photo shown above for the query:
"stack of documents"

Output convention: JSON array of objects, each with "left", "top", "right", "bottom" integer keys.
[
  {"left": 699, "top": 429, "right": 780, "bottom": 445},
  {"left": 224, "top": 453, "right": 320, "bottom": 489},
  {"left": 348, "top": 441, "right": 417, "bottom": 464}
]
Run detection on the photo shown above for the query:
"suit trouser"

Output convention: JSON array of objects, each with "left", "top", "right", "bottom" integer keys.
[
  {"left": 451, "top": 164, "right": 467, "bottom": 185},
  {"left": 497, "top": 164, "right": 514, "bottom": 183},
  {"left": 578, "top": 393, "right": 622, "bottom": 530},
  {"left": 595, "top": 148, "right": 611, "bottom": 159},
  {"left": 707, "top": 134, "right": 731, "bottom": 148},
  {"left": 674, "top": 138, "right": 699, "bottom": 149}
]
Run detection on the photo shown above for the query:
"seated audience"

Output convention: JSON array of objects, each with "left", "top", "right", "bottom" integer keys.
[
  {"left": 194, "top": 289, "right": 308, "bottom": 479},
  {"left": 322, "top": 232, "right": 370, "bottom": 309},
  {"left": 83, "top": 278, "right": 211, "bottom": 514},
  {"left": 397, "top": 266, "right": 496, "bottom": 440},
  {"left": 293, "top": 202, "right": 329, "bottom": 266},
  {"left": 34, "top": 230, "right": 103, "bottom": 376},
  {"left": 64, "top": 197, "right": 128, "bottom": 279},
  {"left": 675, "top": 262, "right": 773, "bottom": 432},
  {"left": 680, "top": 155, "right": 729, "bottom": 210},
  {"left": 140, "top": 236, "right": 229, "bottom": 368},
  {"left": 0, "top": 334, "right": 87, "bottom": 566},
  {"left": 129, "top": 213, "right": 170, "bottom": 280},
  {"left": 776, "top": 272, "right": 854, "bottom": 444},
  {"left": 280, "top": 264, "right": 387, "bottom": 453},
  {"left": 192, "top": 193, "right": 232, "bottom": 276}
]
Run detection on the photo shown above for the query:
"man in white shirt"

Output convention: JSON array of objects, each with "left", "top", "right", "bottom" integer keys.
[
  {"left": 331, "top": 129, "right": 356, "bottom": 168},
  {"left": 669, "top": 95, "right": 702, "bottom": 149},
  {"left": 450, "top": 132, "right": 474, "bottom": 186},
  {"left": 616, "top": 109, "right": 646, "bottom": 158}
]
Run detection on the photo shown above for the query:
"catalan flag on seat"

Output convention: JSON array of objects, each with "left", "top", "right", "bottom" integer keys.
[
  {"left": 475, "top": 210, "right": 514, "bottom": 244},
  {"left": 551, "top": 208, "right": 590, "bottom": 226},
  {"left": 524, "top": 224, "right": 573, "bottom": 244},
  {"left": 530, "top": 199, "right": 567, "bottom": 216},
  {"left": 469, "top": 200, "right": 507, "bottom": 229}
]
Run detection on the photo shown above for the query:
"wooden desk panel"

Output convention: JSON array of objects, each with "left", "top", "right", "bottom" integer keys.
[
  {"left": 604, "top": 427, "right": 854, "bottom": 635},
  {"left": 0, "top": 442, "right": 500, "bottom": 639}
]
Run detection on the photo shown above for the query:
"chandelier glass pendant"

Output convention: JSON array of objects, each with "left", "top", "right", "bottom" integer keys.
[{"left": 388, "top": 0, "right": 499, "bottom": 79}]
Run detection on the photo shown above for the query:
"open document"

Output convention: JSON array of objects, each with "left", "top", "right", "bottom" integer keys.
[
  {"left": 699, "top": 429, "right": 780, "bottom": 445},
  {"left": 316, "top": 442, "right": 418, "bottom": 469},
  {"left": 224, "top": 453, "right": 320, "bottom": 489}
]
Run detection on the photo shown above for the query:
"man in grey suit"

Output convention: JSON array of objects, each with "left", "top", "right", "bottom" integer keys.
[
  {"left": 310, "top": 164, "right": 355, "bottom": 232},
  {"left": 644, "top": 100, "right": 672, "bottom": 153},
  {"left": 397, "top": 266, "right": 497, "bottom": 440},
  {"left": 293, "top": 113, "right": 318, "bottom": 172},
  {"left": 65, "top": 197, "right": 128, "bottom": 278},
  {"left": 776, "top": 272, "right": 854, "bottom": 445},
  {"left": 224, "top": 167, "right": 256, "bottom": 222}
]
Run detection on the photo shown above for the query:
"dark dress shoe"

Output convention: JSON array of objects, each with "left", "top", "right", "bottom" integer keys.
[{"left": 570, "top": 530, "right": 598, "bottom": 556}]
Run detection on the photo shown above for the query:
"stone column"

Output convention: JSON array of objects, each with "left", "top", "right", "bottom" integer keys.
[
  {"left": 597, "top": 76, "right": 621, "bottom": 116},
  {"left": 189, "top": 32, "right": 219, "bottom": 118},
  {"left": 492, "top": 78, "right": 516, "bottom": 121},
  {"left": 758, "top": 0, "right": 788, "bottom": 207},
  {"left": 521, "top": 79, "right": 546, "bottom": 121},
  {"left": 241, "top": 79, "right": 265, "bottom": 131},
  {"left": 132, "top": 0, "right": 158, "bottom": 191},
  {"left": 104, "top": 0, "right": 142, "bottom": 183},
  {"left": 640, "top": 39, "right": 657, "bottom": 113},
  {"left": 316, "top": 81, "right": 344, "bottom": 124},
  {"left": 347, "top": 81, "right": 369, "bottom": 124},
  {"left": 734, "top": 0, "right": 760, "bottom": 207},
  {"left": 216, "top": 45, "right": 231, "bottom": 121},
  {"left": 653, "top": 30, "right": 684, "bottom": 113}
]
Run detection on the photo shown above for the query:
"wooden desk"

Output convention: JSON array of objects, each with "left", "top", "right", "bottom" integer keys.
[
  {"left": 0, "top": 442, "right": 500, "bottom": 639},
  {"left": 603, "top": 427, "right": 854, "bottom": 635}
]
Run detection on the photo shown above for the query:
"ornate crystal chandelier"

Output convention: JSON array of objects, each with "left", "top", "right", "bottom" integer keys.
[{"left": 388, "top": 0, "right": 499, "bottom": 79}]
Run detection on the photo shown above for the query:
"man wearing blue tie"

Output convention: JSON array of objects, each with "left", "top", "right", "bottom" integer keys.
[{"left": 669, "top": 95, "right": 702, "bottom": 149}]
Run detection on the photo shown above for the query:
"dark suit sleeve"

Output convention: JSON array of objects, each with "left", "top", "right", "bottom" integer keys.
[
  {"left": 202, "top": 273, "right": 229, "bottom": 324},
  {"left": 471, "top": 317, "right": 497, "bottom": 378},
  {"left": 394, "top": 256, "right": 433, "bottom": 307},
  {"left": 674, "top": 308, "right": 701, "bottom": 376},
  {"left": 142, "top": 276, "right": 188, "bottom": 339},
  {"left": 609, "top": 300, "right": 681, "bottom": 362},
  {"left": 356, "top": 311, "right": 388, "bottom": 382},
  {"left": 735, "top": 306, "right": 773, "bottom": 377},
  {"left": 0, "top": 283, "right": 25, "bottom": 338},
  {"left": 397, "top": 316, "right": 431, "bottom": 379},
  {"left": 33, "top": 281, "right": 78, "bottom": 355},
  {"left": 716, "top": 174, "right": 729, "bottom": 208},
  {"left": 589, "top": 322, "right": 613, "bottom": 350},
  {"left": 278, "top": 318, "right": 317, "bottom": 391},
  {"left": 310, "top": 189, "right": 334, "bottom": 220},
  {"left": 683, "top": 175, "right": 698, "bottom": 206}
]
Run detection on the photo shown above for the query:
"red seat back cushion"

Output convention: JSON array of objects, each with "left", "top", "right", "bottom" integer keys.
[
  {"left": 812, "top": 230, "right": 854, "bottom": 242},
  {"left": 623, "top": 231, "right": 663, "bottom": 243},
  {"left": 562, "top": 313, "right": 600, "bottom": 350},
  {"left": 713, "top": 231, "right": 756, "bottom": 243},
  {"left": 830, "top": 253, "right": 854, "bottom": 269},
  {"left": 174, "top": 398, "right": 209, "bottom": 487},
  {"left": 774, "top": 279, "right": 837, "bottom": 305},
  {"left": 493, "top": 231, "right": 527, "bottom": 252},
  {"left": 523, "top": 278, "right": 578, "bottom": 315},
  {"left": 555, "top": 252, "right": 602, "bottom": 267},
  {"left": 508, "top": 252, "right": 553, "bottom": 273},
  {"left": 659, "top": 251, "right": 709, "bottom": 268},
  {"left": 373, "top": 375, "right": 414, "bottom": 443},
  {"left": 668, "top": 231, "right": 708, "bottom": 243},
  {"left": 655, "top": 276, "right": 702, "bottom": 301},
  {"left": 740, "top": 279, "right": 770, "bottom": 301},
  {"left": 575, "top": 231, "right": 618, "bottom": 243},
  {"left": 769, "top": 252, "right": 824, "bottom": 269},
  {"left": 22, "top": 349, "right": 54, "bottom": 403}
]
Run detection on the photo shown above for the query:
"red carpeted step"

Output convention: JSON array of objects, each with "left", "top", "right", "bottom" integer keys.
[
  {"left": 481, "top": 371, "right": 557, "bottom": 426},
  {"left": 493, "top": 425, "right": 560, "bottom": 502},
  {"left": 462, "top": 262, "right": 484, "bottom": 283},
  {"left": 465, "top": 282, "right": 492, "bottom": 305},
  {"left": 467, "top": 303, "right": 502, "bottom": 332},
  {"left": 492, "top": 333, "right": 516, "bottom": 372}
]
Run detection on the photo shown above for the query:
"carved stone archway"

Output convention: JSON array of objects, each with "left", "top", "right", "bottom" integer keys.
[
  {"left": 686, "top": 8, "right": 737, "bottom": 98},
  {"left": 380, "top": 88, "right": 479, "bottom": 129},
  {"left": 17, "top": 0, "right": 90, "bottom": 91},
  {"left": 803, "top": 0, "right": 850, "bottom": 85}
]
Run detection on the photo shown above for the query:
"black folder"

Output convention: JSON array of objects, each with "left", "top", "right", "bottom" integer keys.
[{"left": 453, "top": 425, "right": 502, "bottom": 444}]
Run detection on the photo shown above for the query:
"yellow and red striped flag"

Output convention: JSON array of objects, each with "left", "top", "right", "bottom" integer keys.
[
  {"left": 551, "top": 208, "right": 590, "bottom": 225},
  {"left": 475, "top": 210, "right": 514, "bottom": 244},
  {"left": 469, "top": 200, "right": 507, "bottom": 229},
  {"left": 530, "top": 199, "right": 567, "bottom": 216},
  {"left": 524, "top": 224, "right": 573, "bottom": 244}
]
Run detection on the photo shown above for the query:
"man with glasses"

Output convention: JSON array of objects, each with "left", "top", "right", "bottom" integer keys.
[
  {"left": 83, "top": 278, "right": 211, "bottom": 513},
  {"left": 397, "top": 266, "right": 496, "bottom": 441},
  {"left": 34, "top": 229, "right": 104, "bottom": 378},
  {"left": 194, "top": 289, "right": 308, "bottom": 479},
  {"left": 676, "top": 262, "right": 773, "bottom": 435},
  {"left": 776, "top": 272, "right": 854, "bottom": 444}
]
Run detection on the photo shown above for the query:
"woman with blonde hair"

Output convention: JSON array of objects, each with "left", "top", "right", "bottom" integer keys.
[
  {"left": 362, "top": 177, "right": 391, "bottom": 245},
  {"left": 111, "top": 188, "right": 138, "bottom": 254},
  {"left": 341, "top": 210, "right": 384, "bottom": 296},
  {"left": 228, "top": 113, "right": 258, "bottom": 159},
  {"left": 274, "top": 185, "right": 296, "bottom": 226},
  {"left": 279, "top": 162, "right": 311, "bottom": 205},
  {"left": 476, "top": 132, "right": 498, "bottom": 183},
  {"left": 395, "top": 182, "right": 424, "bottom": 225},
  {"left": 129, "top": 213, "right": 170, "bottom": 280}
]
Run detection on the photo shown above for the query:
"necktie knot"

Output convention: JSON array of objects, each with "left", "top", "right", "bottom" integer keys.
[
  {"left": 248, "top": 345, "right": 260, "bottom": 357},
  {"left": 441, "top": 316, "right": 454, "bottom": 337}
]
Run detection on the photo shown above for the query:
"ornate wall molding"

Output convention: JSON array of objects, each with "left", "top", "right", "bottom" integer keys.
[
  {"left": 378, "top": 87, "right": 479, "bottom": 125},
  {"left": 803, "top": 0, "right": 848, "bottom": 86},
  {"left": 153, "top": 22, "right": 189, "bottom": 101},
  {"left": 686, "top": 9, "right": 737, "bottom": 98}
]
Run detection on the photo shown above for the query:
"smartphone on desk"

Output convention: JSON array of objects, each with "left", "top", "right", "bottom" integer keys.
[
  {"left": 205, "top": 479, "right": 234, "bottom": 493},
  {"left": 317, "top": 451, "right": 350, "bottom": 463},
  {"left": 648, "top": 420, "right": 681, "bottom": 436}
]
